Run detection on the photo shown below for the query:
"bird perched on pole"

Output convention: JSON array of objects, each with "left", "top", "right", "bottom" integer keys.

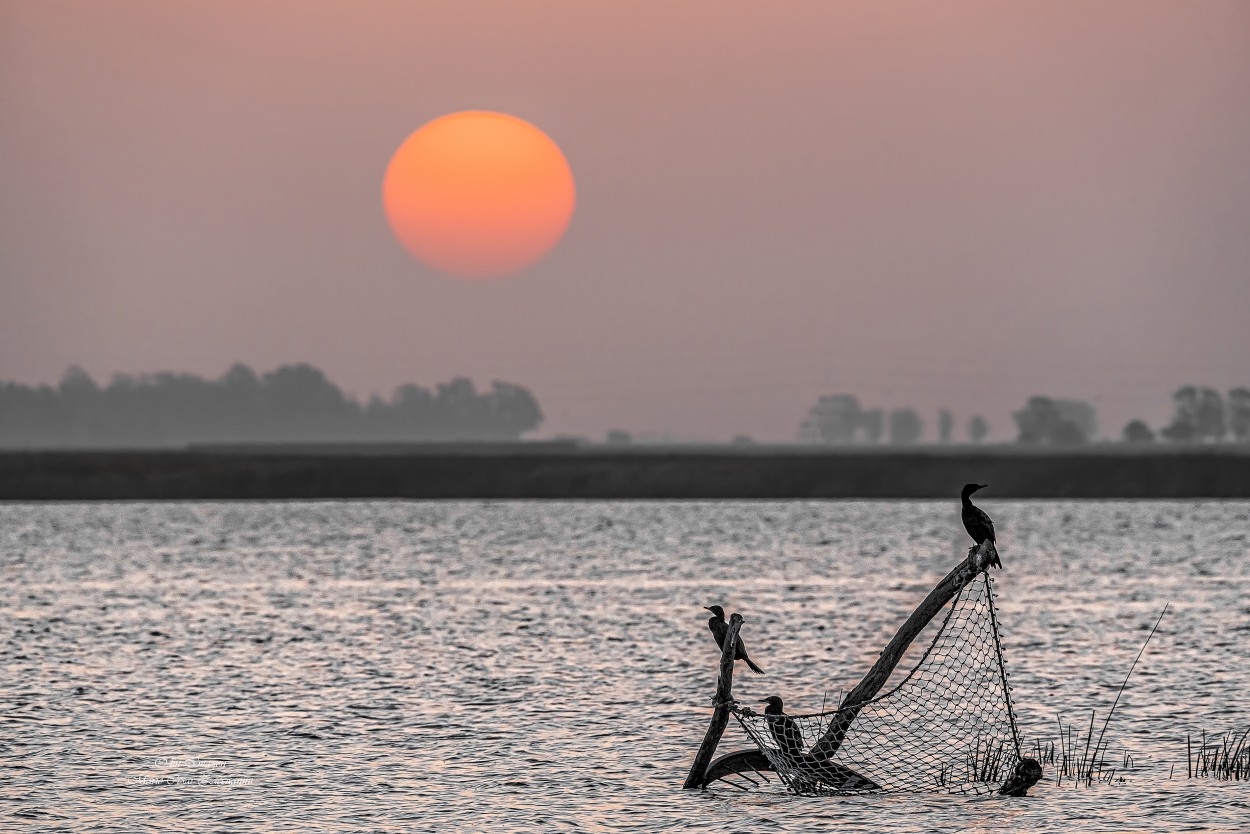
[
  {"left": 704, "top": 605, "right": 765, "bottom": 674},
  {"left": 961, "top": 483, "right": 1002, "bottom": 569},
  {"left": 761, "top": 695, "right": 804, "bottom": 759}
]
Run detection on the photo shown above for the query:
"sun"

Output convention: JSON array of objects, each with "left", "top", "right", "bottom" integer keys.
[{"left": 382, "top": 111, "right": 576, "bottom": 279}]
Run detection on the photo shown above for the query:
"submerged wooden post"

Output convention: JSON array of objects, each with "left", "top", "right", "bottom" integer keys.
[
  {"left": 809, "top": 543, "right": 995, "bottom": 761},
  {"left": 683, "top": 612, "right": 743, "bottom": 789}
]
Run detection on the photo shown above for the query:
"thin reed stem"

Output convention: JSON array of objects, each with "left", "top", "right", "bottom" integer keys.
[{"left": 1088, "top": 604, "right": 1169, "bottom": 778}]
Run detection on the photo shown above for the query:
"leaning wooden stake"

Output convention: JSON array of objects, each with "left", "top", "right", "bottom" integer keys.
[
  {"left": 808, "top": 542, "right": 995, "bottom": 761},
  {"left": 683, "top": 612, "right": 743, "bottom": 789}
]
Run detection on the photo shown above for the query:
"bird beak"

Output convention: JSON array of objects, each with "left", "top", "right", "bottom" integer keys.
[
  {"left": 703, "top": 606, "right": 714, "bottom": 612},
  {"left": 979, "top": 484, "right": 989, "bottom": 489}
]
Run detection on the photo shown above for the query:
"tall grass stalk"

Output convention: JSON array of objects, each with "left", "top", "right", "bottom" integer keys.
[{"left": 1085, "top": 604, "right": 1169, "bottom": 779}]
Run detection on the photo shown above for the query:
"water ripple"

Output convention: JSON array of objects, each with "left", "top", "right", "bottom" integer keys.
[{"left": 1, "top": 500, "right": 1248, "bottom": 832}]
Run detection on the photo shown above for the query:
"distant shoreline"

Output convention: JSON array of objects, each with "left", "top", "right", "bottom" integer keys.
[{"left": 2, "top": 446, "right": 1247, "bottom": 500}]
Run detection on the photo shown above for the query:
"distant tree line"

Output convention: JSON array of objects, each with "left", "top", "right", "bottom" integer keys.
[
  {"left": 799, "top": 394, "right": 991, "bottom": 445},
  {"left": 1017, "top": 387, "right": 1250, "bottom": 446},
  {"left": 0, "top": 364, "right": 544, "bottom": 447},
  {"left": 802, "top": 386, "right": 1250, "bottom": 447},
  {"left": 1121, "top": 386, "right": 1250, "bottom": 444}
]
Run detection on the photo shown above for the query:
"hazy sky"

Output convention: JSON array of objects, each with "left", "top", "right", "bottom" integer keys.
[{"left": 3, "top": 1, "right": 1248, "bottom": 441}]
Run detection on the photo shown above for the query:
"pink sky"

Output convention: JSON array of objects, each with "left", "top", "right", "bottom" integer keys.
[{"left": 3, "top": 1, "right": 1248, "bottom": 441}]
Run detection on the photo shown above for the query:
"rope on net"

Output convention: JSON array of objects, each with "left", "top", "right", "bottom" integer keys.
[{"left": 731, "top": 572, "right": 1022, "bottom": 795}]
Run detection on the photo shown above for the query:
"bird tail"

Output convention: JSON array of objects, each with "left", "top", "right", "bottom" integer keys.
[
  {"left": 985, "top": 540, "right": 1002, "bottom": 570},
  {"left": 745, "top": 657, "right": 765, "bottom": 675}
]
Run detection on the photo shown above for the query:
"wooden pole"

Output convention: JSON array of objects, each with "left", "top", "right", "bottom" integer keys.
[
  {"left": 683, "top": 612, "right": 743, "bottom": 789},
  {"left": 809, "top": 543, "right": 994, "bottom": 761}
]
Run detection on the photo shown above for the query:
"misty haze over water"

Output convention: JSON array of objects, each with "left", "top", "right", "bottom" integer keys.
[{"left": 1, "top": 363, "right": 1246, "bottom": 449}]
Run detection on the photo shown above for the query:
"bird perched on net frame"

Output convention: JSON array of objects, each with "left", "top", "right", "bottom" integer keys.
[
  {"left": 704, "top": 605, "right": 765, "bottom": 674},
  {"left": 761, "top": 695, "right": 805, "bottom": 759},
  {"left": 960, "top": 483, "right": 1002, "bottom": 569}
]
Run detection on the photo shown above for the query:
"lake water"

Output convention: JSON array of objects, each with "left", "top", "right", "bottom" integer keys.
[{"left": 2, "top": 500, "right": 1248, "bottom": 833}]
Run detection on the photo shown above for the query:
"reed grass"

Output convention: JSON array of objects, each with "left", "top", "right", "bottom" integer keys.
[
  {"left": 1186, "top": 728, "right": 1250, "bottom": 780},
  {"left": 1028, "top": 712, "right": 1135, "bottom": 787},
  {"left": 932, "top": 736, "right": 1010, "bottom": 788}
]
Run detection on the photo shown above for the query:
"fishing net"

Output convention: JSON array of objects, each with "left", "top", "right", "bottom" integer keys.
[{"left": 731, "top": 572, "right": 1021, "bottom": 795}]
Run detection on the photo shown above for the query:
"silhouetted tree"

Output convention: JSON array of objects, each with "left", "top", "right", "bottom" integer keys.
[
  {"left": 888, "top": 408, "right": 923, "bottom": 445},
  {"left": 937, "top": 409, "right": 954, "bottom": 444},
  {"left": 1121, "top": 419, "right": 1155, "bottom": 444},
  {"left": 1196, "top": 388, "right": 1226, "bottom": 441},
  {"left": 968, "top": 415, "right": 989, "bottom": 443},
  {"left": 861, "top": 408, "right": 885, "bottom": 444},
  {"left": 1053, "top": 400, "right": 1098, "bottom": 440},
  {"left": 800, "top": 394, "right": 863, "bottom": 444},
  {"left": 58, "top": 366, "right": 101, "bottom": 444},
  {"left": 1229, "top": 388, "right": 1250, "bottom": 442},
  {"left": 219, "top": 363, "right": 266, "bottom": 439},
  {"left": 1013, "top": 396, "right": 1092, "bottom": 445},
  {"left": 489, "top": 381, "right": 543, "bottom": 439},
  {"left": 262, "top": 364, "right": 357, "bottom": 440},
  {"left": 605, "top": 429, "right": 632, "bottom": 445},
  {"left": 1162, "top": 386, "right": 1225, "bottom": 442}
]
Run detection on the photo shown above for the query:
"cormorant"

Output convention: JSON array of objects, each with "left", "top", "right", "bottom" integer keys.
[
  {"left": 704, "top": 605, "right": 765, "bottom": 674},
  {"left": 961, "top": 483, "right": 1002, "bottom": 569},
  {"left": 761, "top": 695, "right": 804, "bottom": 759}
]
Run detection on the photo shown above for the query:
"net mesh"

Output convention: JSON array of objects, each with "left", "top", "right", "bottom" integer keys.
[{"left": 731, "top": 572, "right": 1020, "bottom": 795}]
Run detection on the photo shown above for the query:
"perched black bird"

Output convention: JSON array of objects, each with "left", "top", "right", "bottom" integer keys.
[
  {"left": 961, "top": 483, "right": 1002, "bottom": 569},
  {"left": 761, "top": 695, "right": 804, "bottom": 759},
  {"left": 704, "top": 605, "right": 765, "bottom": 674}
]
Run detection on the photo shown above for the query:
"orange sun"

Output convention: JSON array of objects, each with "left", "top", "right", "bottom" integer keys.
[{"left": 382, "top": 111, "right": 576, "bottom": 279}]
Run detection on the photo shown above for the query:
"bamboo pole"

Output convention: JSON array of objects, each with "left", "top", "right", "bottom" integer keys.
[{"left": 683, "top": 612, "right": 743, "bottom": 789}]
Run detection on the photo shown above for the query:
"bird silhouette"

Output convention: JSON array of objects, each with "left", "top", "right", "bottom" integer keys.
[
  {"left": 761, "top": 695, "right": 804, "bottom": 759},
  {"left": 704, "top": 605, "right": 765, "bottom": 674},
  {"left": 961, "top": 483, "right": 1002, "bottom": 569}
]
